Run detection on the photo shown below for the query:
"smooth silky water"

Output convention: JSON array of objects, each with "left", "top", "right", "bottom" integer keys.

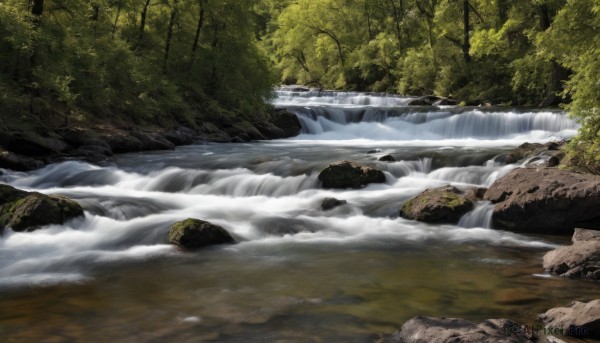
[{"left": 0, "top": 91, "right": 598, "bottom": 342}]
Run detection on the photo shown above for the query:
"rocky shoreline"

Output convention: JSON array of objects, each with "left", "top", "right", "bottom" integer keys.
[{"left": 0, "top": 108, "right": 302, "bottom": 171}]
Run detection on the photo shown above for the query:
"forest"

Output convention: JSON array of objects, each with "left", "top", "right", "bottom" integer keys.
[{"left": 0, "top": 0, "right": 599, "bottom": 169}]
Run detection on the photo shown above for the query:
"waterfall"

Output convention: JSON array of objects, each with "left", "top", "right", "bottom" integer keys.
[{"left": 458, "top": 202, "right": 495, "bottom": 228}]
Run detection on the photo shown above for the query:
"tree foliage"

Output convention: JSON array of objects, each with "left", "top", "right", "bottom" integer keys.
[{"left": 0, "top": 0, "right": 276, "bottom": 130}]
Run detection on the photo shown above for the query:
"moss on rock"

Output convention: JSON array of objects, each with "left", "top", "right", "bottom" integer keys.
[
  {"left": 399, "top": 185, "right": 474, "bottom": 224},
  {"left": 318, "top": 160, "right": 386, "bottom": 189},
  {"left": 0, "top": 184, "right": 84, "bottom": 233}
]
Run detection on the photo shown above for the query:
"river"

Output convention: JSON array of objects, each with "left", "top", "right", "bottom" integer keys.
[{"left": 0, "top": 91, "right": 597, "bottom": 342}]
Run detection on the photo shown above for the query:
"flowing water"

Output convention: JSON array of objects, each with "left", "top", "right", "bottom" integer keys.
[{"left": 0, "top": 91, "right": 598, "bottom": 342}]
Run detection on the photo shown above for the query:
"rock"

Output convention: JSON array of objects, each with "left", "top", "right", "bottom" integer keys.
[
  {"left": 0, "top": 132, "right": 68, "bottom": 156},
  {"left": 378, "top": 154, "right": 396, "bottom": 162},
  {"left": 542, "top": 229, "right": 600, "bottom": 279},
  {"left": 0, "top": 184, "right": 84, "bottom": 233},
  {"left": 318, "top": 161, "right": 386, "bottom": 189},
  {"left": 388, "top": 316, "right": 537, "bottom": 343},
  {"left": 573, "top": 227, "right": 600, "bottom": 242},
  {"left": 547, "top": 156, "right": 560, "bottom": 167},
  {"left": 321, "top": 197, "right": 347, "bottom": 211},
  {"left": 131, "top": 131, "right": 176, "bottom": 151},
  {"left": 408, "top": 95, "right": 442, "bottom": 106},
  {"left": 163, "top": 127, "right": 197, "bottom": 145},
  {"left": 270, "top": 109, "right": 302, "bottom": 138},
  {"left": 167, "top": 218, "right": 235, "bottom": 249},
  {"left": 399, "top": 185, "right": 474, "bottom": 224},
  {"left": 0, "top": 150, "right": 44, "bottom": 171},
  {"left": 433, "top": 98, "right": 459, "bottom": 106},
  {"left": 484, "top": 168, "right": 600, "bottom": 234},
  {"left": 539, "top": 299, "right": 600, "bottom": 338},
  {"left": 465, "top": 187, "right": 488, "bottom": 201},
  {"left": 367, "top": 149, "right": 382, "bottom": 154},
  {"left": 505, "top": 142, "right": 565, "bottom": 164},
  {"left": 72, "top": 144, "right": 113, "bottom": 163}
]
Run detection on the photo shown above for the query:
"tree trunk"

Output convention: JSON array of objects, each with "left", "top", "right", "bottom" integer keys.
[
  {"left": 139, "top": 0, "right": 151, "bottom": 44},
  {"left": 31, "top": 0, "right": 44, "bottom": 17},
  {"left": 538, "top": 5, "right": 569, "bottom": 107},
  {"left": 163, "top": 0, "right": 179, "bottom": 70},
  {"left": 191, "top": 0, "right": 205, "bottom": 54},
  {"left": 463, "top": 0, "right": 471, "bottom": 63}
]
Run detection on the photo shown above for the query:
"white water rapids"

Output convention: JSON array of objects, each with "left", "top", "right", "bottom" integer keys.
[
  {"left": 0, "top": 91, "right": 579, "bottom": 288},
  {"left": 4, "top": 91, "right": 599, "bottom": 342}
]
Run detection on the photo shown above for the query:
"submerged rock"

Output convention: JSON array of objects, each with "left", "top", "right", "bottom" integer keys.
[
  {"left": 388, "top": 316, "right": 537, "bottom": 343},
  {"left": 0, "top": 184, "right": 84, "bottom": 233},
  {"left": 321, "top": 197, "right": 347, "bottom": 211},
  {"left": 378, "top": 154, "right": 396, "bottom": 162},
  {"left": 543, "top": 228, "right": 600, "bottom": 279},
  {"left": 318, "top": 161, "right": 386, "bottom": 189},
  {"left": 539, "top": 299, "right": 600, "bottom": 339},
  {"left": 399, "top": 185, "right": 474, "bottom": 224},
  {"left": 168, "top": 218, "right": 235, "bottom": 250},
  {"left": 484, "top": 168, "right": 600, "bottom": 235}
]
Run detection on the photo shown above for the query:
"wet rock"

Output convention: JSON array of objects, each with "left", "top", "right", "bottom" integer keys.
[
  {"left": 167, "top": 218, "right": 235, "bottom": 250},
  {"left": 0, "top": 184, "right": 84, "bottom": 233},
  {"left": 388, "top": 316, "right": 537, "bottom": 343},
  {"left": 484, "top": 168, "right": 600, "bottom": 235},
  {"left": 367, "top": 149, "right": 382, "bottom": 154},
  {"left": 131, "top": 131, "right": 176, "bottom": 151},
  {"left": 0, "top": 132, "right": 68, "bottom": 156},
  {"left": 539, "top": 299, "right": 600, "bottom": 339},
  {"left": 318, "top": 161, "right": 386, "bottom": 189},
  {"left": 543, "top": 228, "right": 600, "bottom": 279},
  {"left": 321, "top": 197, "right": 347, "bottom": 211},
  {"left": 505, "top": 142, "right": 565, "bottom": 164},
  {"left": 163, "top": 127, "right": 197, "bottom": 145},
  {"left": 465, "top": 187, "right": 488, "bottom": 201},
  {"left": 378, "top": 154, "right": 396, "bottom": 162},
  {"left": 408, "top": 95, "right": 442, "bottom": 106},
  {"left": 0, "top": 150, "right": 44, "bottom": 171},
  {"left": 547, "top": 156, "right": 560, "bottom": 167},
  {"left": 399, "top": 185, "right": 474, "bottom": 224},
  {"left": 256, "top": 217, "right": 322, "bottom": 236},
  {"left": 433, "top": 98, "right": 459, "bottom": 106},
  {"left": 270, "top": 109, "right": 302, "bottom": 138}
]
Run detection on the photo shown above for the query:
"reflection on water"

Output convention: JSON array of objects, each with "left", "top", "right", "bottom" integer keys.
[{"left": 0, "top": 240, "right": 597, "bottom": 342}]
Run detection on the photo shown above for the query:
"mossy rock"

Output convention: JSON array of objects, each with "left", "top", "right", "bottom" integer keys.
[
  {"left": 0, "top": 184, "right": 84, "bottom": 233},
  {"left": 167, "top": 218, "right": 235, "bottom": 250},
  {"left": 399, "top": 185, "right": 474, "bottom": 224},
  {"left": 318, "top": 160, "right": 386, "bottom": 189}
]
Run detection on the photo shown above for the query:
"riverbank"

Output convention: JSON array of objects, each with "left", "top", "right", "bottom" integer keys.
[{"left": 0, "top": 107, "right": 301, "bottom": 171}]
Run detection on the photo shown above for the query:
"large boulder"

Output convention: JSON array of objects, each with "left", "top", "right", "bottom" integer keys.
[
  {"left": 0, "top": 184, "right": 84, "bottom": 233},
  {"left": 539, "top": 299, "right": 600, "bottom": 339},
  {"left": 167, "top": 218, "right": 235, "bottom": 250},
  {"left": 543, "top": 228, "right": 600, "bottom": 280},
  {"left": 270, "top": 109, "right": 302, "bottom": 138},
  {"left": 484, "top": 168, "right": 600, "bottom": 234},
  {"left": 318, "top": 161, "right": 386, "bottom": 189},
  {"left": 400, "top": 185, "right": 474, "bottom": 224},
  {"left": 388, "top": 316, "right": 537, "bottom": 343}
]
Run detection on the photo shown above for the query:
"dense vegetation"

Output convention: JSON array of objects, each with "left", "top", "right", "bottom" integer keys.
[
  {"left": 0, "top": 0, "right": 276, "bottom": 135},
  {"left": 0, "top": 1, "right": 598, "bottom": 170}
]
